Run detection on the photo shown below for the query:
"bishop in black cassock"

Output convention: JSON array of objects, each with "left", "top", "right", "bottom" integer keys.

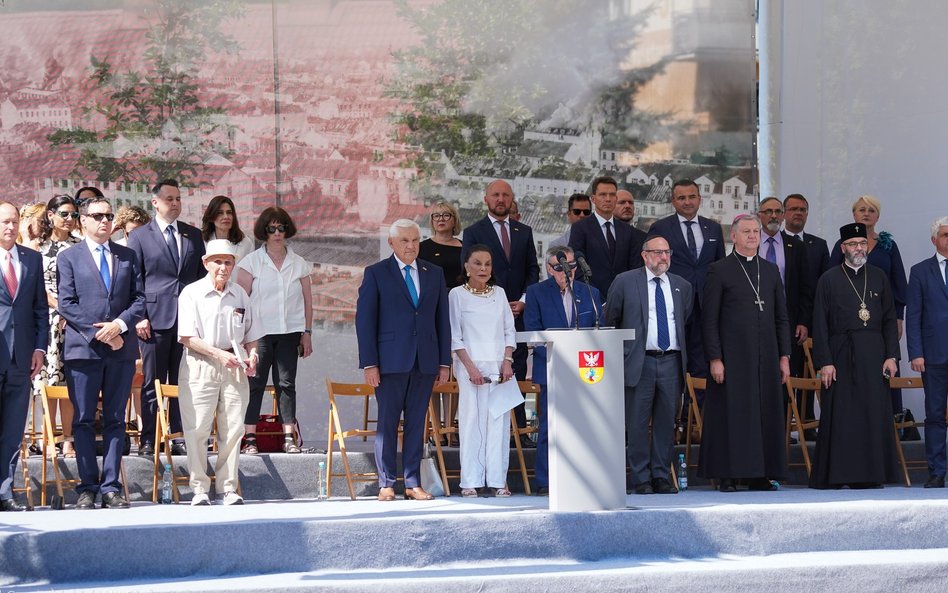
[
  {"left": 809, "top": 223, "right": 900, "bottom": 489},
  {"left": 698, "top": 216, "right": 791, "bottom": 491}
]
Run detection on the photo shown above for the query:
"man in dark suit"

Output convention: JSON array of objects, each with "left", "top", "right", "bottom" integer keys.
[
  {"left": 356, "top": 219, "right": 451, "bottom": 501},
  {"left": 569, "top": 176, "right": 645, "bottom": 302},
  {"left": 783, "top": 194, "right": 830, "bottom": 301},
  {"left": 757, "top": 197, "right": 813, "bottom": 365},
  {"left": 907, "top": 217, "right": 948, "bottom": 489},
  {"left": 524, "top": 246, "right": 603, "bottom": 495},
  {"left": 648, "top": 179, "right": 725, "bottom": 380},
  {"left": 57, "top": 198, "right": 146, "bottom": 509},
  {"left": 127, "top": 179, "right": 206, "bottom": 457},
  {"left": 462, "top": 179, "right": 539, "bottom": 432},
  {"left": 0, "top": 202, "right": 48, "bottom": 511},
  {"left": 605, "top": 236, "right": 693, "bottom": 495}
]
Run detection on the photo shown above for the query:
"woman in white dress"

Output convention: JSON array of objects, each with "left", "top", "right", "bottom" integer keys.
[{"left": 449, "top": 245, "right": 516, "bottom": 497}]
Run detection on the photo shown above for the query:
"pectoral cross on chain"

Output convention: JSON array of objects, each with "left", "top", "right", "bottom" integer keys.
[{"left": 754, "top": 297, "right": 764, "bottom": 311}]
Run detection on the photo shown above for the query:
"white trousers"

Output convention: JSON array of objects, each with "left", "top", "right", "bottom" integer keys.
[
  {"left": 178, "top": 352, "right": 249, "bottom": 495},
  {"left": 455, "top": 360, "right": 510, "bottom": 489}
]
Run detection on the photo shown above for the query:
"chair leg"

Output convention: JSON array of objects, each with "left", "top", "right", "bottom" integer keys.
[
  {"left": 787, "top": 393, "right": 812, "bottom": 476},
  {"left": 893, "top": 421, "right": 912, "bottom": 487},
  {"left": 362, "top": 395, "right": 370, "bottom": 442},
  {"left": 429, "top": 397, "right": 450, "bottom": 496},
  {"left": 510, "top": 414, "right": 531, "bottom": 495}
]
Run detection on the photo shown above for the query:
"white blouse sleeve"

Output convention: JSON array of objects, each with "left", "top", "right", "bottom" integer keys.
[{"left": 449, "top": 288, "right": 467, "bottom": 354}]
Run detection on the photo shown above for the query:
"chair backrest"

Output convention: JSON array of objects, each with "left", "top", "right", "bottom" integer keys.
[
  {"left": 154, "top": 380, "right": 179, "bottom": 440},
  {"left": 39, "top": 385, "right": 70, "bottom": 444},
  {"left": 686, "top": 374, "right": 707, "bottom": 393},
  {"left": 432, "top": 381, "right": 460, "bottom": 396},
  {"left": 517, "top": 381, "right": 542, "bottom": 395},
  {"left": 325, "top": 380, "right": 375, "bottom": 400},
  {"left": 888, "top": 376, "right": 923, "bottom": 390},
  {"left": 786, "top": 376, "right": 821, "bottom": 392},
  {"left": 802, "top": 338, "right": 816, "bottom": 379}
]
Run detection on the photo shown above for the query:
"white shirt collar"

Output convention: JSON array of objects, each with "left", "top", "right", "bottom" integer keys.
[
  {"left": 645, "top": 267, "right": 668, "bottom": 284},
  {"left": 677, "top": 213, "right": 697, "bottom": 224},
  {"left": 488, "top": 213, "right": 509, "bottom": 226},
  {"left": 393, "top": 254, "right": 417, "bottom": 271},
  {"left": 594, "top": 211, "right": 613, "bottom": 226},
  {"left": 85, "top": 236, "right": 109, "bottom": 253}
]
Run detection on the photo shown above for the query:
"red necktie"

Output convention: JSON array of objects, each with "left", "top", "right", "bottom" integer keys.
[
  {"left": 3, "top": 251, "right": 17, "bottom": 299},
  {"left": 499, "top": 220, "right": 511, "bottom": 261}
]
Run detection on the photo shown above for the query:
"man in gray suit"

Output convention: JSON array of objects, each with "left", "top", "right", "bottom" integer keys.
[{"left": 605, "top": 235, "right": 693, "bottom": 495}]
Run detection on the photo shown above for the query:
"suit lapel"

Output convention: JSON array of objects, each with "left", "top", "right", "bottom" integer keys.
[
  {"left": 551, "top": 281, "right": 569, "bottom": 327},
  {"left": 78, "top": 242, "right": 109, "bottom": 295},
  {"left": 177, "top": 225, "right": 192, "bottom": 274},
  {"left": 389, "top": 256, "right": 415, "bottom": 307},
  {"left": 932, "top": 256, "right": 948, "bottom": 299},
  {"left": 670, "top": 218, "right": 697, "bottom": 266},
  {"left": 638, "top": 271, "right": 649, "bottom": 335},
  {"left": 479, "top": 218, "right": 508, "bottom": 265}
]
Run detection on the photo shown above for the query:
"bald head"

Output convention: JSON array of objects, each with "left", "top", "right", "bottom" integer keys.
[
  {"left": 484, "top": 180, "right": 513, "bottom": 219},
  {"left": 615, "top": 190, "right": 635, "bottom": 223}
]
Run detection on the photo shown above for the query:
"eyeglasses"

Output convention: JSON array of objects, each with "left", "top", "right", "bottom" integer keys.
[
  {"left": 643, "top": 249, "right": 673, "bottom": 256},
  {"left": 759, "top": 208, "right": 784, "bottom": 216},
  {"left": 56, "top": 210, "right": 80, "bottom": 220},
  {"left": 86, "top": 212, "right": 115, "bottom": 222},
  {"left": 431, "top": 212, "right": 454, "bottom": 221},
  {"left": 842, "top": 240, "right": 869, "bottom": 248},
  {"left": 571, "top": 208, "right": 592, "bottom": 216},
  {"left": 266, "top": 224, "right": 288, "bottom": 234},
  {"left": 549, "top": 261, "right": 578, "bottom": 272}
]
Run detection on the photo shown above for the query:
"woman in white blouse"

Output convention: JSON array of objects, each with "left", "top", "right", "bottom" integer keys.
[
  {"left": 201, "top": 195, "right": 255, "bottom": 262},
  {"left": 237, "top": 207, "right": 313, "bottom": 453},
  {"left": 450, "top": 244, "right": 516, "bottom": 497}
]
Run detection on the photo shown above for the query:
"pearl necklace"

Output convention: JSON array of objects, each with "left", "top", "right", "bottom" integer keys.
[{"left": 463, "top": 282, "right": 493, "bottom": 297}]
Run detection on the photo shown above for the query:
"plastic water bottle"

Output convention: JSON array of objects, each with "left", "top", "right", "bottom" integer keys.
[
  {"left": 160, "top": 463, "right": 173, "bottom": 504},
  {"left": 677, "top": 453, "right": 688, "bottom": 491},
  {"left": 317, "top": 461, "right": 327, "bottom": 501}
]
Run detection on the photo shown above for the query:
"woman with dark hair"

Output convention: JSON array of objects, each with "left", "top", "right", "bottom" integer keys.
[
  {"left": 237, "top": 207, "right": 313, "bottom": 453},
  {"left": 37, "top": 194, "right": 82, "bottom": 457},
  {"left": 449, "top": 244, "right": 516, "bottom": 497},
  {"left": 201, "top": 195, "right": 254, "bottom": 262},
  {"left": 419, "top": 201, "right": 463, "bottom": 289},
  {"left": 74, "top": 186, "right": 104, "bottom": 202}
]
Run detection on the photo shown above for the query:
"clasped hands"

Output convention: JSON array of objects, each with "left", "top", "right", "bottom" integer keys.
[{"left": 93, "top": 321, "right": 124, "bottom": 351}]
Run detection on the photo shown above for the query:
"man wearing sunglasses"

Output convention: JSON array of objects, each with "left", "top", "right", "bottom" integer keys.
[
  {"left": 57, "top": 197, "right": 146, "bottom": 509},
  {"left": 549, "top": 193, "right": 592, "bottom": 249},
  {"left": 127, "top": 179, "right": 206, "bottom": 457},
  {"left": 524, "top": 246, "right": 603, "bottom": 495}
]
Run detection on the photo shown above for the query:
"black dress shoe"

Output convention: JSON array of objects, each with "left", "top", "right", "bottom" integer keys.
[
  {"left": 0, "top": 498, "right": 27, "bottom": 512},
  {"left": 748, "top": 478, "right": 778, "bottom": 491},
  {"left": 652, "top": 477, "right": 678, "bottom": 494},
  {"left": 138, "top": 442, "right": 155, "bottom": 456},
  {"left": 535, "top": 486, "right": 549, "bottom": 497},
  {"left": 170, "top": 442, "right": 187, "bottom": 456},
  {"left": 634, "top": 483, "right": 653, "bottom": 495},
  {"left": 924, "top": 475, "right": 945, "bottom": 489},
  {"left": 718, "top": 479, "right": 737, "bottom": 493},
  {"left": 101, "top": 492, "right": 130, "bottom": 509},
  {"left": 75, "top": 491, "right": 97, "bottom": 510},
  {"left": 802, "top": 428, "right": 818, "bottom": 441}
]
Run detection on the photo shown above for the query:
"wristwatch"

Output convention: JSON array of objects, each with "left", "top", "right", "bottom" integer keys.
[
  {"left": 303, "top": 329, "right": 312, "bottom": 334},
  {"left": 503, "top": 356, "right": 514, "bottom": 363}
]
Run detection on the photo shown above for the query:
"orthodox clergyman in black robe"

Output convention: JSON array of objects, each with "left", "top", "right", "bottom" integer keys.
[
  {"left": 698, "top": 215, "right": 791, "bottom": 492},
  {"left": 810, "top": 223, "right": 900, "bottom": 489}
]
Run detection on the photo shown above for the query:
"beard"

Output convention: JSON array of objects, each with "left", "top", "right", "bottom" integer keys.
[
  {"left": 844, "top": 252, "right": 867, "bottom": 267},
  {"left": 766, "top": 221, "right": 781, "bottom": 234}
]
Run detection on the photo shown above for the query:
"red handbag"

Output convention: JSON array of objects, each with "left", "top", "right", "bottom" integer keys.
[{"left": 254, "top": 415, "right": 285, "bottom": 452}]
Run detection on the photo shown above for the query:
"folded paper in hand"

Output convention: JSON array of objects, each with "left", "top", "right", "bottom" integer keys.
[{"left": 488, "top": 379, "right": 525, "bottom": 419}]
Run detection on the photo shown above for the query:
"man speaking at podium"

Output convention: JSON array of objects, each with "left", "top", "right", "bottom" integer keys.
[
  {"left": 524, "top": 246, "right": 602, "bottom": 496},
  {"left": 605, "top": 236, "right": 692, "bottom": 495}
]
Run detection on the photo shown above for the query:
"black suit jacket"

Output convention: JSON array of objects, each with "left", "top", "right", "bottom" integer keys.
[
  {"left": 648, "top": 214, "right": 725, "bottom": 305},
  {"left": 797, "top": 231, "right": 830, "bottom": 297},
  {"left": 568, "top": 215, "right": 644, "bottom": 301},
  {"left": 768, "top": 231, "right": 813, "bottom": 331},
  {"left": 462, "top": 216, "right": 539, "bottom": 300}
]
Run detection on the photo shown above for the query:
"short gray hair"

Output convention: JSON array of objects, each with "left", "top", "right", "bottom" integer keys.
[
  {"left": 389, "top": 218, "right": 420, "bottom": 237},
  {"left": 545, "top": 245, "right": 573, "bottom": 261},
  {"left": 932, "top": 216, "right": 948, "bottom": 238}
]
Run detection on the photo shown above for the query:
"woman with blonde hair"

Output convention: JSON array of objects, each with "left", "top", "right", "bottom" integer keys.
[
  {"left": 18, "top": 203, "right": 46, "bottom": 251},
  {"left": 829, "top": 195, "right": 908, "bottom": 412}
]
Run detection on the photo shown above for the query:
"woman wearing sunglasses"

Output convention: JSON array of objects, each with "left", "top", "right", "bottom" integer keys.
[
  {"left": 37, "top": 194, "right": 83, "bottom": 458},
  {"left": 237, "top": 207, "right": 313, "bottom": 454}
]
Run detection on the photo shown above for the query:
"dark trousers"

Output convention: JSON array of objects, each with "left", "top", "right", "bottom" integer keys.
[
  {"left": 66, "top": 358, "right": 136, "bottom": 494},
  {"left": 535, "top": 385, "right": 549, "bottom": 487},
  {"left": 626, "top": 352, "right": 682, "bottom": 485},
  {"left": 511, "top": 315, "right": 528, "bottom": 428},
  {"left": 923, "top": 363, "right": 948, "bottom": 478},
  {"left": 374, "top": 365, "right": 436, "bottom": 488},
  {"left": 139, "top": 326, "right": 183, "bottom": 445},
  {"left": 0, "top": 362, "right": 31, "bottom": 500},
  {"left": 246, "top": 332, "right": 301, "bottom": 426}
]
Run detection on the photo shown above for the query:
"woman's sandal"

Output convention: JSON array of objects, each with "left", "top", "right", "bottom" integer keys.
[
  {"left": 241, "top": 434, "right": 259, "bottom": 455},
  {"left": 283, "top": 438, "right": 301, "bottom": 454},
  {"left": 493, "top": 487, "right": 512, "bottom": 497},
  {"left": 461, "top": 488, "right": 478, "bottom": 498},
  {"left": 62, "top": 439, "right": 76, "bottom": 459}
]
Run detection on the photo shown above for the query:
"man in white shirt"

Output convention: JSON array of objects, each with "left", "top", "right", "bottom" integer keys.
[
  {"left": 177, "top": 240, "right": 262, "bottom": 505},
  {"left": 605, "top": 236, "right": 693, "bottom": 494}
]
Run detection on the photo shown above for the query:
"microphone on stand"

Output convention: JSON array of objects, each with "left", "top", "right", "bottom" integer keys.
[
  {"left": 573, "top": 250, "right": 600, "bottom": 329},
  {"left": 555, "top": 250, "right": 580, "bottom": 330}
]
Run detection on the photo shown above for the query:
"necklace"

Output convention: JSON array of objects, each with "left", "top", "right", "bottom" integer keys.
[
  {"left": 841, "top": 264, "right": 870, "bottom": 326},
  {"left": 463, "top": 282, "right": 493, "bottom": 297},
  {"left": 733, "top": 252, "right": 765, "bottom": 311}
]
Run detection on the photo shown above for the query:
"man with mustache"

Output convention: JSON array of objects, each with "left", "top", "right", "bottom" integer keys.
[{"left": 808, "top": 223, "right": 900, "bottom": 489}]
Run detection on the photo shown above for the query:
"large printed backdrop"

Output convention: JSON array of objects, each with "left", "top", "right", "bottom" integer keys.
[{"left": 0, "top": 0, "right": 756, "bottom": 437}]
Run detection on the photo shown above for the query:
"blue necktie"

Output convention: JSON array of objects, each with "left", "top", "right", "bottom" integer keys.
[
  {"left": 98, "top": 245, "right": 111, "bottom": 292},
  {"left": 765, "top": 237, "right": 777, "bottom": 264},
  {"left": 404, "top": 264, "right": 419, "bottom": 307},
  {"left": 944, "top": 260, "right": 947, "bottom": 289},
  {"left": 684, "top": 221, "right": 698, "bottom": 259},
  {"left": 654, "top": 277, "right": 670, "bottom": 351},
  {"left": 165, "top": 225, "right": 180, "bottom": 270}
]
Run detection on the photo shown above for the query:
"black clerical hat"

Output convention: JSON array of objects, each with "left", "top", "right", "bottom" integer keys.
[{"left": 839, "top": 223, "right": 867, "bottom": 242}]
